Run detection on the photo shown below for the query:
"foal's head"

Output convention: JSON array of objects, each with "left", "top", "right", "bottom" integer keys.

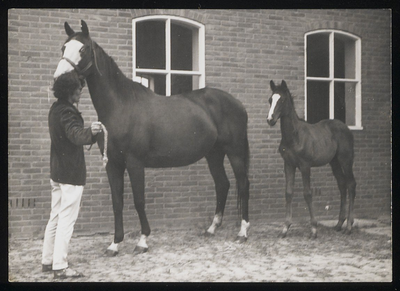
[
  {"left": 267, "top": 80, "right": 292, "bottom": 126},
  {"left": 54, "top": 20, "right": 95, "bottom": 80}
]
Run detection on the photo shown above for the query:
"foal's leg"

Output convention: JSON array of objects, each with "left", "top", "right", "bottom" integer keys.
[
  {"left": 105, "top": 161, "right": 126, "bottom": 256},
  {"left": 300, "top": 166, "right": 317, "bottom": 239},
  {"left": 342, "top": 161, "right": 356, "bottom": 234},
  {"left": 281, "top": 162, "right": 295, "bottom": 238},
  {"left": 126, "top": 155, "right": 150, "bottom": 254},
  {"left": 330, "top": 157, "right": 347, "bottom": 231},
  {"left": 227, "top": 153, "right": 250, "bottom": 243},
  {"left": 205, "top": 148, "right": 230, "bottom": 236}
]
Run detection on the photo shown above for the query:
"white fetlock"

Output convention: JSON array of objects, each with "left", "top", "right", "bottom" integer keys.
[
  {"left": 207, "top": 214, "right": 222, "bottom": 234},
  {"left": 107, "top": 242, "right": 119, "bottom": 252},
  {"left": 311, "top": 227, "right": 317, "bottom": 238},
  {"left": 137, "top": 235, "right": 148, "bottom": 249},
  {"left": 237, "top": 219, "right": 250, "bottom": 238}
]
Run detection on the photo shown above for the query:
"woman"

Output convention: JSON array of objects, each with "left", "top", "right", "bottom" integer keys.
[{"left": 41, "top": 72, "right": 101, "bottom": 279}]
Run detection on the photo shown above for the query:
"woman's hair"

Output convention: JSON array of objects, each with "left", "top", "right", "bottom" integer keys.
[{"left": 52, "top": 71, "right": 86, "bottom": 100}]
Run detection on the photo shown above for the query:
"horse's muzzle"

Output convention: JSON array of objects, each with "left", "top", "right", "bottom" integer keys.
[{"left": 267, "top": 118, "right": 277, "bottom": 126}]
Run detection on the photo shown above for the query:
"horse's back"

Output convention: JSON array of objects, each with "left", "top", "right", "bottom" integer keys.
[{"left": 187, "top": 87, "right": 248, "bottom": 143}]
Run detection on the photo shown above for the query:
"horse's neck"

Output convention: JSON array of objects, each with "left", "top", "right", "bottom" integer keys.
[
  {"left": 86, "top": 52, "right": 126, "bottom": 122},
  {"left": 86, "top": 75, "right": 114, "bottom": 121},
  {"left": 280, "top": 101, "right": 301, "bottom": 145}
]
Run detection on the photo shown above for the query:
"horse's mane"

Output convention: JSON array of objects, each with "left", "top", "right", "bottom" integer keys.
[
  {"left": 285, "top": 89, "right": 305, "bottom": 122},
  {"left": 94, "top": 41, "right": 149, "bottom": 100}
]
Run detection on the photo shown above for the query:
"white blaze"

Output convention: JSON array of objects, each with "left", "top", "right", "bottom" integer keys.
[
  {"left": 267, "top": 94, "right": 281, "bottom": 120},
  {"left": 54, "top": 40, "right": 84, "bottom": 79}
]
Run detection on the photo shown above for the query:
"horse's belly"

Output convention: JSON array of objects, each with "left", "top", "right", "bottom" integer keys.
[
  {"left": 144, "top": 123, "right": 218, "bottom": 168},
  {"left": 144, "top": 138, "right": 216, "bottom": 167},
  {"left": 304, "top": 147, "right": 336, "bottom": 167}
]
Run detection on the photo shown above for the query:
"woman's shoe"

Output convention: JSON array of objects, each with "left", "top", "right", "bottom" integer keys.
[{"left": 54, "top": 268, "right": 84, "bottom": 279}]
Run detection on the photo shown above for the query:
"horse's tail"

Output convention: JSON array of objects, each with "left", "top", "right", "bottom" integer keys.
[{"left": 236, "top": 132, "right": 250, "bottom": 218}]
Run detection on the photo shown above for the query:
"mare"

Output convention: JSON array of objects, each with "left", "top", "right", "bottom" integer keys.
[
  {"left": 267, "top": 80, "right": 356, "bottom": 238},
  {"left": 53, "top": 20, "right": 250, "bottom": 255}
]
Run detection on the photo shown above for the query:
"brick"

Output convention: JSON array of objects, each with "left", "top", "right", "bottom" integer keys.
[{"left": 7, "top": 8, "right": 391, "bottom": 239}]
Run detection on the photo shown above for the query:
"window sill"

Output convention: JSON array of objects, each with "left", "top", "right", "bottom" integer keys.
[{"left": 348, "top": 126, "right": 363, "bottom": 131}]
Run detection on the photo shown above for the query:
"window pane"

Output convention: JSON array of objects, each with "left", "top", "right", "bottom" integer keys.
[
  {"left": 334, "top": 82, "right": 356, "bottom": 126},
  {"left": 136, "top": 73, "right": 166, "bottom": 95},
  {"left": 171, "top": 75, "right": 193, "bottom": 95},
  {"left": 307, "top": 33, "right": 330, "bottom": 77},
  {"left": 171, "top": 23, "right": 193, "bottom": 71},
  {"left": 136, "top": 21, "right": 165, "bottom": 70},
  {"left": 334, "top": 34, "right": 356, "bottom": 79},
  {"left": 307, "top": 81, "right": 330, "bottom": 124}
]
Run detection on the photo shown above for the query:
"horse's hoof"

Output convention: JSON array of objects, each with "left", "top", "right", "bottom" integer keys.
[
  {"left": 204, "top": 231, "right": 215, "bottom": 238},
  {"left": 343, "top": 228, "right": 352, "bottom": 235},
  {"left": 309, "top": 233, "right": 317, "bottom": 239},
  {"left": 235, "top": 236, "right": 247, "bottom": 244},
  {"left": 133, "top": 245, "right": 148, "bottom": 255},
  {"left": 104, "top": 249, "right": 118, "bottom": 257},
  {"left": 333, "top": 225, "right": 342, "bottom": 232},
  {"left": 278, "top": 232, "right": 287, "bottom": 238}
]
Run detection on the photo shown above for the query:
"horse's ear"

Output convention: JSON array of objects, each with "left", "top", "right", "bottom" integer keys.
[
  {"left": 81, "top": 20, "right": 89, "bottom": 37},
  {"left": 64, "top": 22, "right": 75, "bottom": 36},
  {"left": 281, "top": 80, "right": 287, "bottom": 89},
  {"left": 270, "top": 80, "right": 276, "bottom": 91}
]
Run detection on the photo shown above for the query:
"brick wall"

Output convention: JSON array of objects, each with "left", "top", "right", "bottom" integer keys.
[{"left": 8, "top": 9, "right": 391, "bottom": 239}]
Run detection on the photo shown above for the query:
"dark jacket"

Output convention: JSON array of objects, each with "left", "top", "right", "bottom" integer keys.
[{"left": 49, "top": 99, "right": 96, "bottom": 186}]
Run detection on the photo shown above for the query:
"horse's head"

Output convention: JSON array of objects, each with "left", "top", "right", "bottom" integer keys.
[
  {"left": 54, "top": 20, "right": 97, "bottom": 80},
  {"left": 267, "top": 80, "right": 291, "bottom": 126}
]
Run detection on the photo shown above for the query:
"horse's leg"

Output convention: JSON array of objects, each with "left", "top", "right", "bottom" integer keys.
[
  {"left": 105, "top": 161, "right": 126, "bottom": 256},
  {"left": 125, "top": 155, "right": 150, "bottom": 254},
  {"left": 330, "top": 157, "right": 347, "bottom": 231},
  {"left": 205, "top": 147, "right": 230, "bottom": 236},
  {"left": 300, "top": 166, "right": 317, "bottom": 239},
  {"left": 280, "top": 162, "right": 296, "bottom": 238},
  {"left": 227, "top": 153, "right": 250, "bottom": 243},
  {"left": 342, "top": 160, "right": 357, "bottom": 234}
]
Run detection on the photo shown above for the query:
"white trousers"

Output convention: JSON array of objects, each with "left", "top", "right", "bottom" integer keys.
[{"left": 42, "top": 179, "right": 83, "bottom": 270}]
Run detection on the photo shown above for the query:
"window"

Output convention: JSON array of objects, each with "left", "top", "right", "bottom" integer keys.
[
  {"left": 305, "top": 30, "right": 362, "bottom": 129},
  {"left": 132, "top": 16, "right": 205, "bottom": 96}
]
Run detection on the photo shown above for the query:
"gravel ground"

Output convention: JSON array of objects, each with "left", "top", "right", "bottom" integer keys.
[{"left": 8, "top": 219, "right": 392, "bottom": 282}]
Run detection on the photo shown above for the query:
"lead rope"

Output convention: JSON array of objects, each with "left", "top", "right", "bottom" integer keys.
[
  {"left": 100, "top": 123, "right": 108, "bottom": 167},
  {"left": 86, "top": 122, "right": 108, "bottom": 167}
]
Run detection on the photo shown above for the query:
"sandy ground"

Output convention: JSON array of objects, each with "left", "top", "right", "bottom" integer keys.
[{"left": 8, "top": 219, "right": 392, "bottom": 282}]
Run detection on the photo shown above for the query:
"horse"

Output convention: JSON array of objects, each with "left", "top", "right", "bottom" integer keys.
[
  {"left": 266, "top": 80, "right": 356, "bottom": 238},
  {"left": 53, "top": 20, "right": 250, "bottom": 255}
]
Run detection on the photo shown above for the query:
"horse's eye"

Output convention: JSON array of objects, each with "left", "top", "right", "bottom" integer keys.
[
  {"left": 80, "top": 46, "right": 86, "bottom": 53},
  {"left": 268, "top": 97, "right": 272, "bottom": 105}
]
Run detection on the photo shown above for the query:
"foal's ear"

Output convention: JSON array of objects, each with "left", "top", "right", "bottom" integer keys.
[
  {"left": 281, "top": 80, "right": 287, "bottom": 89},
  {"left": 81, "top": 20, "right": 89, "bottom": 37},
  {"left": 64, "top": 22, "right": 75, "bottom": 36},
  {"left": 270, "top": 80, "right": 276, "bottom": 91}
]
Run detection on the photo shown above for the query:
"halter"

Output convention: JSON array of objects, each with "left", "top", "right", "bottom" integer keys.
[
  {"left": 62, "top": 40, "right": 102, "bottom": 78},
  {"left": 63, "top": 39, "right": 107, "bottom": 166}
]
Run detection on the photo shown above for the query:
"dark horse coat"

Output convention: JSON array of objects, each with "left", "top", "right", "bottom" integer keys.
[
  {"left": 54, "top": 20, "right": 250, "bottom": 254},
  {"left": 267, "top": 80, "right": 356, "bottom": 238}
]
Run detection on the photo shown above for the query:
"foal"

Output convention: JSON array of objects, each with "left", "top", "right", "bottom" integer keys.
[{"left": 267, "top": 80, "right": 356, "bottom": 238}]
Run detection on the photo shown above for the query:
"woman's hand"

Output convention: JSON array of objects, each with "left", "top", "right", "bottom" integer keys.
[{"left": 91, "top": 121, "right": 102, "bottom": 135}]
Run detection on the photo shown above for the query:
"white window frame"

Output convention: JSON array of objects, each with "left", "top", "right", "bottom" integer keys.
[
  {"left": 132, "top": 15, "right": 205, "bottom": 96},
  {"left": 305, "top": 30, "right": 362, "bottom": 130}
]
